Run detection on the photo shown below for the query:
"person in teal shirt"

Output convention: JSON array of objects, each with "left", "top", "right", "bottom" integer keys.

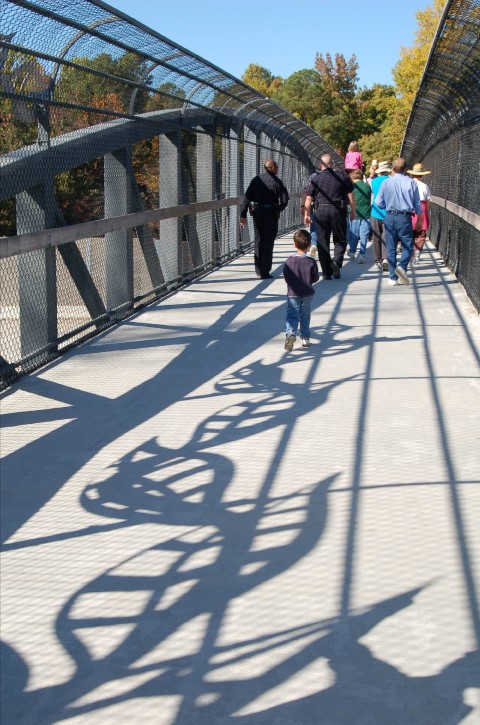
[{"left": 370, "top": 161, "right": 392, "bottom": 271}]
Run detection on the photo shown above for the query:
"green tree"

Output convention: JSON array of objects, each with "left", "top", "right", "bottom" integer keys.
[
  {"left": 356, "top": 84, "right": 396, "bottom": 137},
  {"left": 242, "top": 63, "right": 283, "bottom": 97},
  {"left": 272, "top": 69, "right": 325, "bottom": 125},
  {"left": 145, "top": 82, "right": 185, "bottom": 112},
  {"left": 372, "top": 0, "right": 445, "bottom": 159},
  {"left": 313, "top": 52, "right": 360, "bottom": 151}
]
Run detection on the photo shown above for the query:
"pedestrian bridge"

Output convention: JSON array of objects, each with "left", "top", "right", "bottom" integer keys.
[
  {"left": 1, "top": 0, "right": 479, "bottom": 723},
  {"left": 2, "top": 234, "right": 479, "bottom": 724}
]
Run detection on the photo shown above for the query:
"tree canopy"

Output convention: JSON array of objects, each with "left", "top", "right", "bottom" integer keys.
[{"left": 241, "top": 0, "right": 445, "bottom": 163}]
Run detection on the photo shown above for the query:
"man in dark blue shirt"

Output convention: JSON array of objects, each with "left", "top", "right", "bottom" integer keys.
[
  {"left": 304, "top": 154, "right": 355, "bottom": 280},
  {"left": 240, "top": 159, "right": 289, "bottom": 279}
]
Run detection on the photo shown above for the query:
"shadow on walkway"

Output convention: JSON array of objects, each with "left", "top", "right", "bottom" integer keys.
[{"left": 1, "top": 238, "right": 479, "bottom": 724}]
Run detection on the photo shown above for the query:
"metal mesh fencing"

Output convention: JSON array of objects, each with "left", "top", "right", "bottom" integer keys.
[
  {"left": 401, "top": 0, "right": 480, "bottom": 312},
  {"left": 0, "top": 0, "right": 340, "bottom": 387}
]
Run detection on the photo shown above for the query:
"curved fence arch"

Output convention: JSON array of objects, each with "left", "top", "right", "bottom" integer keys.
[
  {"left": 0, "top": 0, "right": 340, "bottom": 387},
  {"left": 401, "top": 0, "right": 480, "bottom": 311}
]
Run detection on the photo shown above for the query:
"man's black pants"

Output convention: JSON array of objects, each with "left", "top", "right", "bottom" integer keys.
[
  {"left": 252, "top": 210, "right": 278, "bottom": 277},
  {"left": 314, "top": 205, "right": 348, "bottom": 278}
]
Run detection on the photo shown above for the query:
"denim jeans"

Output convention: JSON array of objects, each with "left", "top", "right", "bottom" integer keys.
[
  {"left": 286, "top": 295, "right": 313, "bottom": 338},
  {"left": 384, "top": 213, "right": 414, "bottom": 280},
  {"left": 310, "top": 219, "right": 318, "bottom": 246},
  {"left": 348, "top": 218, "right": 371, "bottom": 256}
]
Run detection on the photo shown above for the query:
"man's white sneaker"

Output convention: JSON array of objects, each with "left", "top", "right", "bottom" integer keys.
[
  {"left": 395, "top": 266, "right": 410, "bottom": 286},
  {"left": 309, "top": 245, "right": 319, "bottom": 260},
  {"left": 382, "top": 259, "right": 389, "bottom": 271},
  {"left": 387, "top": 278, "right": 398, "bottom": 286},
  {"left": 358, "top": 255, "right": 366, "bottom": 264},
  {"left": 301, "top": 337, "right": 310, "bottom": 347},
  {"left": 284, "top": 333, "right": 296, "bottom": 351},
  {"left": 375, "top": 261, "right": 383, "bottom": 271}
]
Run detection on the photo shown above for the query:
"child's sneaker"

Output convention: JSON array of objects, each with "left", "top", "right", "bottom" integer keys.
[
  {"left": 284, "top": 333, "right": 296, "bottom": 351},
  {"left": 358, "top": 255, "right": 366, "bottom": 264},
  {"left": 301, "top": 337, "right": 310, "bottom": 347}
]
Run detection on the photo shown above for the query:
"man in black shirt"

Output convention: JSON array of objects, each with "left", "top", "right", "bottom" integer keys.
[
  {"left": 240, "top": 159, "right": 289, "bottom": 279},
  {"left": 304, "top": 154, "right": 355, "bottom": 280}
]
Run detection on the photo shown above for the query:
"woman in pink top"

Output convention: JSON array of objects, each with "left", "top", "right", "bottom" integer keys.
[{"left": 344, "top": 141, "right": 363, "bottom": 173}]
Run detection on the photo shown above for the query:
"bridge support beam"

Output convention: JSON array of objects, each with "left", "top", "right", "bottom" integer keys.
[
  {"left": 104, "top": 148, "right": 133, "bottom": 313},
  {"left": 196, "top": 127, "right": 216, "bottom": 265},
  {"left": 16, "top": 182, "right": 57, "bottom": 366},
  {"left": 159, "top": 131, "right": 182, "bottom": 282},
  {"left": 222, "top": 122, "right": 240, "bottom": 255}
]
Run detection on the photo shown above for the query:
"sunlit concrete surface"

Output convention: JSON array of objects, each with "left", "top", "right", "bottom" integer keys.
[{"left": 1, "top": 236, "right": 479, "bottom": 725}]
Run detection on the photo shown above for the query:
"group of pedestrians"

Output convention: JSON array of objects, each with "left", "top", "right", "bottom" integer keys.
[{"left": 239, "top": 150, "right": 431, "bottom": 352}]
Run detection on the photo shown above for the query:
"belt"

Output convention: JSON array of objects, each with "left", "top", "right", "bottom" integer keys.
[
  {"left": 259, "top": 203, "right": 274, "bottom": 208},
  {"left": 317, "top": 202, "right": 342, "bottom": 207},
  {"left": 387, "top": 209, "right": 414, "bottom": 215}
]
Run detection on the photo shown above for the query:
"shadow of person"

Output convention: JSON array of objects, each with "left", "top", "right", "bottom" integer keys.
[{"left": 0, "top": 641, "right": 30, "bottom": 724}]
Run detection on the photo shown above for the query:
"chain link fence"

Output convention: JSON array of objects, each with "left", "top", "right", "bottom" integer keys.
[
  {"left": 401, "top": 0, "right": 480, "bottom": 312},
  {"left": 0, "top": 0, "right": 340, "bottom": 388}
]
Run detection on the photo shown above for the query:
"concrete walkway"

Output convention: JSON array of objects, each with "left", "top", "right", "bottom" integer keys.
[{"left": 1, "top": 235, "right": 479, "bottom": 725}]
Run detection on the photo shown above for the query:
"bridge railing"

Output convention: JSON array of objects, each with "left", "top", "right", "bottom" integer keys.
[
  {"left": 401, "top": 0, "right": 480, "bottom": 312},
  {"left": 0, "top": 0, "right": 340, "bottom": 388}
]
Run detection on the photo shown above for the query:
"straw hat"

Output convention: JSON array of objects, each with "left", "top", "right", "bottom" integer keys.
[
  {"left": 376, "top": 161, "right": 392, "bottom": 174},
  {"left": 408, "top": 162, "right": 431, "bottom": 175}
]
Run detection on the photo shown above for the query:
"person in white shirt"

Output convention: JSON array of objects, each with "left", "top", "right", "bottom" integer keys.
[{"left": 407, "top": 163, "right": 432, "bottom": 264}]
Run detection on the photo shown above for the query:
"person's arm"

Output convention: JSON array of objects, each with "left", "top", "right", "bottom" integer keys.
[
  {"left": 239, "top": 196, "right": 249, "bottom": 227},
  {"left": 278, "top": 181, "right": 289, "bottom": 211},
  {"left": 375, "top": 185, "right": 386, "bottom": 209},
  {"left": 239, "top": 178, "right": 255, "bottom": 227},
  {"left": 311, "top": 259, "right": 320, "bottom": 284},
  {"left": 413, "top": 184, "right": 423, "bottom": 230},
  {"left": 304, "top": 195, "right": 314, "bottom": 225},
  {"left": 348, "top": 192, "right": 356, "bottom": 221},
  {"left": 300, "top": 187, "right": 308, "bottom": 218}
]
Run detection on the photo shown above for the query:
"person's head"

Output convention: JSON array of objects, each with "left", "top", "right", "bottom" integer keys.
[
  {"left": 369, "top": 160, "right": 378, "bottom": 176},
  {"left": 348, "top": 141, "right": 359, "bottom": 152},
  {"left": 351, "top": 169, "right": 363, "bottom": 181},
  {"left": 293, "top": 228, "right": 311, "bottom": 252},
  {"left": 392, "top": 158, "right": 407, "bottom": 174},
  {"left": 376, "top": 160, "right": 393, "bottom": 175},
  {"left": 320, "top": 154, "right": 334, "bottom": 169},
  {"left": 264, "top": 159, "right": 278, "bottom": 174}
]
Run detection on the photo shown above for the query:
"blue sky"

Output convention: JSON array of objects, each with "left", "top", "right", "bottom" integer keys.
[{"left": 104, "top": 0, "right": 433, "bottom": 88}]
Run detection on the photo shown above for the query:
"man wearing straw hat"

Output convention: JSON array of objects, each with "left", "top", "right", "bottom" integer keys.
[{"left": 407, "top": 163, "right": 432, "bottom": 265}]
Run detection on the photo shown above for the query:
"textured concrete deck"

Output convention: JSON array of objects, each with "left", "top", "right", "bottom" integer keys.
[{"left": 1, "top": 235, "right": 479, "bottom": 724}]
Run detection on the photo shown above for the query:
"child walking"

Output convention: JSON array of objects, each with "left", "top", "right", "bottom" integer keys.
[{"left": 283, "top": 229, "right": 320, "bottom": 351}]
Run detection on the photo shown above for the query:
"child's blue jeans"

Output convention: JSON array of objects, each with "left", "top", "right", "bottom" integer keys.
[
  {"left": 348, "top": 218, "right": 371, "bottom": 256},
  {"left": 286, "top": 295, "right": 313, "bottom": 338}
]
